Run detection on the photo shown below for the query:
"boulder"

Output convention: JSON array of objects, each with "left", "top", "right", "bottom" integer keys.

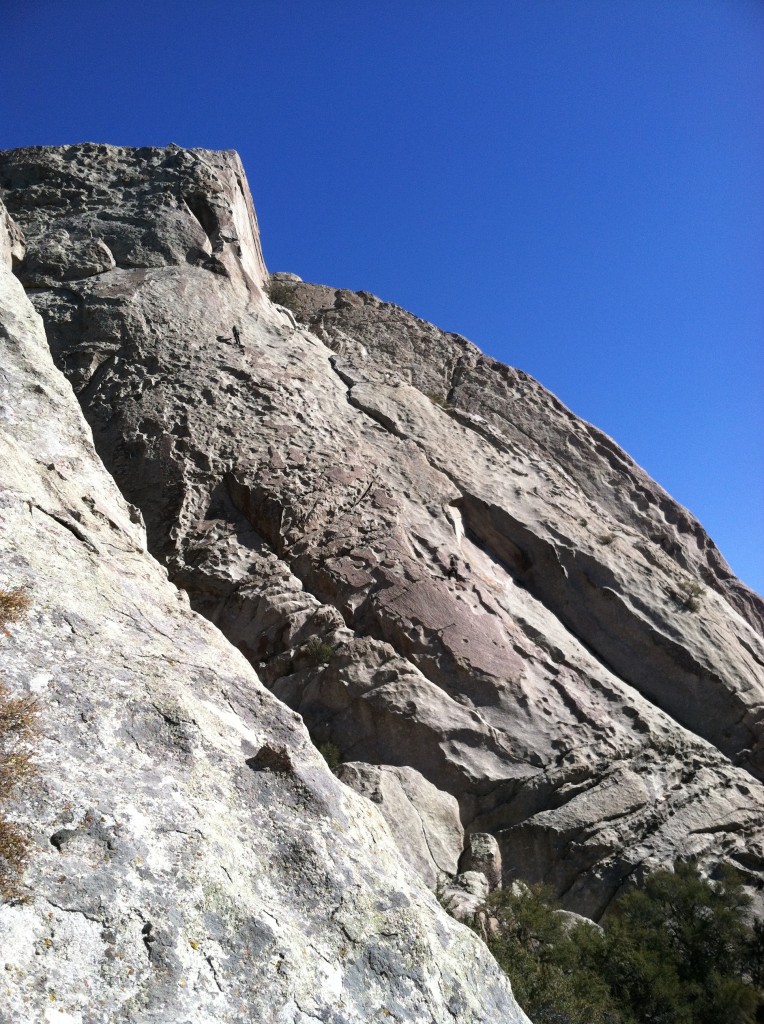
[
  {"left": 336, "top": 762, "right": 463, "bottom": 887},
  {"left": 440, "top": 872, "right": 490, "bottom": 923},
  {"left": 460, "top": 834, "right": 502, "bottom": 893}
]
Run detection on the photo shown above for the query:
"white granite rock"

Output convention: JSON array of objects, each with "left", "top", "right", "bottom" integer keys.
[
  {"left": 0, "top": 195, "right": 529, "bottom": 1024},
  {"left": 336, "top": 762, "right": 464, "bottom": 887}
]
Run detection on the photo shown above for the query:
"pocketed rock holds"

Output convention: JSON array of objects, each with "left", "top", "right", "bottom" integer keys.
[
  {"left": 0, "top": 196, "right": 531, "bottom": 1024},
  {"left": 2, "top": 144, "right": 764, "bottom": 924},
  {"left": 18, "top": 228, "right": 116, "bottom": 286}
]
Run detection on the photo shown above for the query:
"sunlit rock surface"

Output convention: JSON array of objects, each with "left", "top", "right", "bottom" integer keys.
[
  {"left": 2, "top": 144, "right": 763, "bottom": 929},
  {"left": 0, "top": 189, "right": 529, "bottom": 1023}
]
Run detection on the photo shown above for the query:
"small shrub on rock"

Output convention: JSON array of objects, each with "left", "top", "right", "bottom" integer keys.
[
  {"left": 0, "top": 587, "right": 37, "bottom": 902},
  {"left": 677, "top": 580, "right": 705, "bottom": 612},
  {"left": 0, "top": 586, "right": 31, "bottom": 636},
  {"left": 425, "top": 391, "right": 448, "bottom": 408},
  {"left": 0, "top": 682, "right": 38, "bottom": 902},
  {"left": 302, "top": 636, "right": 334, "bottom": 666},
  {"left": 266, "top": 275, "right": 301, "bottom": 314},
  {"left": 317, "top": 740, "right": 342, "bottom": 772}
]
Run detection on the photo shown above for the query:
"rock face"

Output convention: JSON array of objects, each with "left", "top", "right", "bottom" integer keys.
[
  {"left": 2, "top": 144, "right": 764, "bottom": 930},
  {"left": 0, "top": 194, "right": 529, "bottom": 1022},
  {"left": 336, "top": 762, "right": 464, "bottom": 888}
]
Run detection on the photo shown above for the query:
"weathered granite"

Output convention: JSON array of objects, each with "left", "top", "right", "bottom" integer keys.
[
  {"left": 336, "top": 762, "right": 464, "bottom": 888},
  {"left": 269, "top": 277, "right": 764, "bottom": 637},
  {"left": 2, "top": 145, "right": 763, "bottom": 924},
  {"left": 0, "top": 195, "right": 529, "bottom": 1023},
  {"left": 440, "top": 872, "right": 490, "bottom": 924},
  {"left": 460, "top": 835, "right": 502, "bottom": 893},
  {"left": 0, "top": 198, "right": 24, "bottom": 269}
]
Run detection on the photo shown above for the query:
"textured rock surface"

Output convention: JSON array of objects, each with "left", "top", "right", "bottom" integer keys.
[
  {"left": 460, "top": 834, "right": 502, "bottom": 893},
  {"left": 440, "top": 873, "right": 490, "bottom": 924},
  {"left": 0, "top": 195, "right": 528, "bottom": 1023},
  {"left": 2, "top": 145, "right": 764, "bottom": 924},
  {"left": 336, "top": 762, "right": 463, "bottom": 887}
]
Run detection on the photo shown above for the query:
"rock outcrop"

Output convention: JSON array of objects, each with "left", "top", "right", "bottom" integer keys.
[
  {"left": 2, "top": 144, "right": 763, "bottom": 932},
  {"left": 0, "top": 191, "right": 529, "bottom": 1022},
  {"left": 335, "top": 762, "right": 464, "bottom": 888}
]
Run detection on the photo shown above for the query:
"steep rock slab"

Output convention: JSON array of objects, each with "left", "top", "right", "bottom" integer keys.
[
  {"left": 336, "top": 763, "right": 464, "bottom": 888},
  {"left": 330, "top": 374, "right": 764, "bottom": 778},
  {"left": 2, "top": 146, "right": 764, "bottom": 919},
  {"left": 271, "top": 278, "right": 764, "bottom": 774},
  {"left": 271, "top": 277, "right": 764, "bottom": 637},
  {"left": 0, "top": 200, "right": 528, "bottom": 1024}
]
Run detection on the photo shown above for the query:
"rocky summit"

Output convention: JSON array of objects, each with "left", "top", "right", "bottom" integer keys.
[{"left": 0, "top": 143, "right": 762, "bottom": 1022}]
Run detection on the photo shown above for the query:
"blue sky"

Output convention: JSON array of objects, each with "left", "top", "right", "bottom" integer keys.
[{"left": 2, "top": 1, "right": 762, "bottom": 594}]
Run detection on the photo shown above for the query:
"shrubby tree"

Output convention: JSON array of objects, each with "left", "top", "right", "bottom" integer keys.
[
  {"left": 481, "top": 863, "right": 762, "bottom": 1024},
  {"left": 601, "top": 863, "right": 759, "bottom": 1024},
  {"left": 0, "top": 586, "right": 36, "bottom": 901},
  {"left": 484, "top": 883, "right": 622, "bottom": 1024}
]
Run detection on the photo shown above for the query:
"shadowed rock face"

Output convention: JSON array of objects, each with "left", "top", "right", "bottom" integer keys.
[
  {"left": 0, "top": 194, "right": 528, "bottom": 1023},
  {"left": 2, "top": 144, "right": 763, "bottom": 924}
]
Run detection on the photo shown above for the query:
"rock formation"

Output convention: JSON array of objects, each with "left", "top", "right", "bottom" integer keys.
[
  {"left": 1, "top": 144, "right": 763, "bottom": 950},
  {"left": 0, "top": 183, "right": 529, "bottom": 1021}
]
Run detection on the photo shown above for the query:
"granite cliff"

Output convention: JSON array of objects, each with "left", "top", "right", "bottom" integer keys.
[
  {"left": 0, "top": 152, "right": 527, "bottom": 1023},
  {"left": 1, "top": 142, "right": 763, "bottom": 1019}
]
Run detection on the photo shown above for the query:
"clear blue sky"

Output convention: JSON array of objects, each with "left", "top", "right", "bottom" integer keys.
[{"left": 2, "top": 1, "right": 762, "bottom": 595}]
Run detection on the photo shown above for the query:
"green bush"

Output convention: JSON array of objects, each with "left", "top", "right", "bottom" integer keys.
[
  {"left": 484, "top": 883, "right": 622, "bottom": 1024},
  {"left": 317, "top": 740, "right": 342, "bottom": 772},
  {"left": 601, "top": 863, "right": 759, "bottom": 1024},
  {"left": 267, "top": 278, "right": 298, "bottom": 311},
  {"left": 302, "top": 636, "right": 334, "bottom": 666},
  {"left": 480, "top": 864, "right": 762, "bottom": 1024}
]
